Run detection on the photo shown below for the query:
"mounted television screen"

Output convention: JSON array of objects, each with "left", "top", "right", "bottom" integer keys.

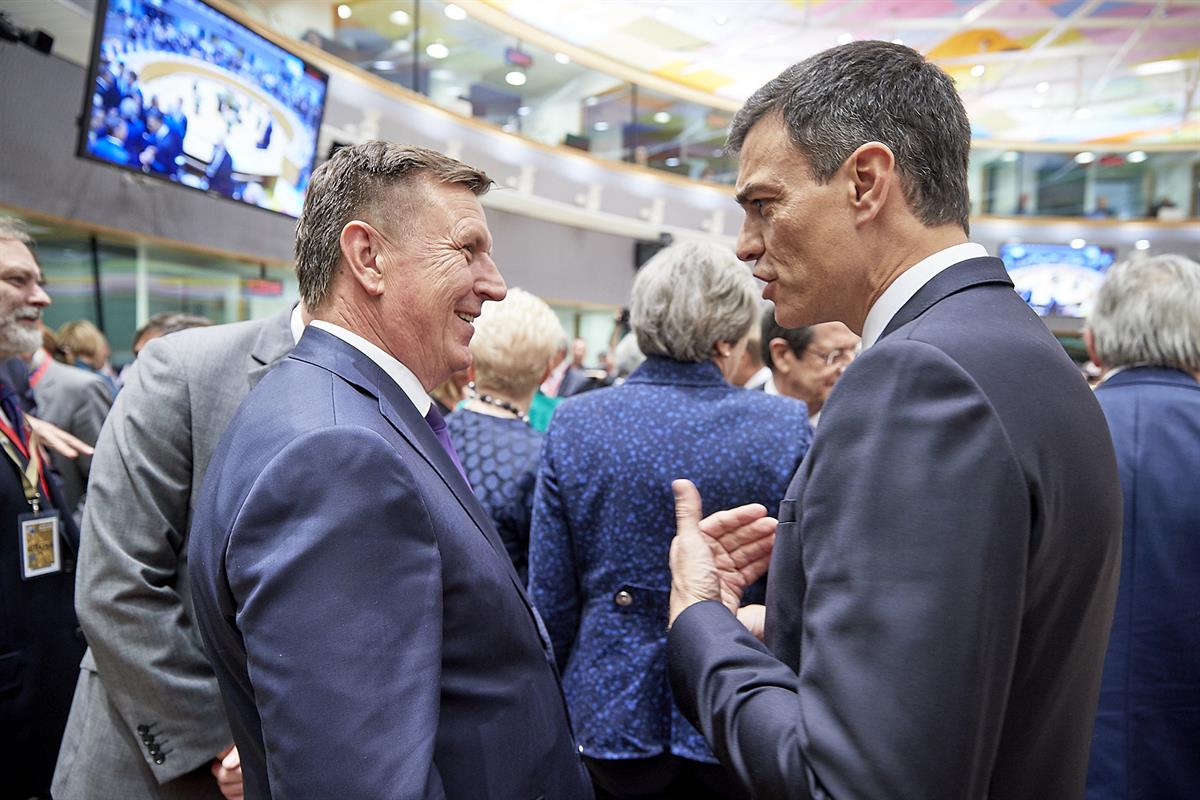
[
  {"left": 78, "top": 0, "right": 328, "bottom": 218},
  {"left": 998, "top": 242, "right": 1116, "bottom": 318}
]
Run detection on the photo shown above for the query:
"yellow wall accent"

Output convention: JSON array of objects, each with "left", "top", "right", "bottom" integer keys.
[{"left": 652, "top": 59, "right": 736, "bottom": 93}]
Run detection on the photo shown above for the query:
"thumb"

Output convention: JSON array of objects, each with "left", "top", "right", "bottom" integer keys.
[
  {"left": 222, "top": 747, "right": 240, "bottom": 770},
  {"left": 672, "top": 479, "right": 702, "bottom": 535}
]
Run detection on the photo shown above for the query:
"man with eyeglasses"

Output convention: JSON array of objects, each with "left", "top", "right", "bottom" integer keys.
[{"left": 759, "top": 307, "right": 858, "bottom": 427}]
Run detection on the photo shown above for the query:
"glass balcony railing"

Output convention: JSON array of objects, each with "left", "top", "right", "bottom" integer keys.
[{"left": 235, "top": 0, "right": 1199, "bottom": 219}]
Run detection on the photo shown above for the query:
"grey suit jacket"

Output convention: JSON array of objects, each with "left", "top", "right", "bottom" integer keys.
[
  {"left": 31, "top": 357, "right": 112, "bottom": 519},
  {"left": 668, "top": 258, "right": 1122, "bottom": 799},
  {"left": 52, "top": 308, "right": 295, "bottom": 799}
]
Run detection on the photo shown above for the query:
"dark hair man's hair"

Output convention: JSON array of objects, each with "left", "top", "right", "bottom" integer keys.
[
  {"left": 760, "top": 305, "right": 813, "bottom": 370},
  {"left": 294, "top": 141, "right": 493, "bottom": 310},
  {"left": 727, "top": 41, "right": 972, "bottom": 234}
]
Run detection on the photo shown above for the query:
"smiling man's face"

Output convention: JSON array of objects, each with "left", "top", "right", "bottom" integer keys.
[{"left": 0, "top": 238, "right": 51, "bottom": 359}]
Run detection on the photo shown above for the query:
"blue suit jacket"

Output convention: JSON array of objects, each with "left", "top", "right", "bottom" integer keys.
[
  {"left": 1087, "top": 367, "right": 1200, "bottom": 800},
  {"left": 188, "top": 328, "right": 592, "bottom": 800},
  {"left": 530, "top": 357, "right": 812, "bottom": 762},
  {"left": 669, "top": 257, "right": 1123, "bottom": 799}
]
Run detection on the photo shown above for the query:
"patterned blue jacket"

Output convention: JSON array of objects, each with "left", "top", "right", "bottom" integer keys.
[{"left": 529, "top": 356, "right": 812, "bottom": 762}]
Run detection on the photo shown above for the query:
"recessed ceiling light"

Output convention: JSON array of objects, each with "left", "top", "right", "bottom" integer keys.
[
  {"left": 970, "top": 64, "right": 985, "bottom": 78},
  {"left": 1002, "top": 151, "right": 1019, "bottom": 162},
  {"left": 1074, "top": 151, "right": 1096, "bottom": 164},
  {"left": 1035, "top": 81, "right": 1050, "bottom": 94},
  {"left": 1074, "top": 107, "right": 1093, "bottom": 120},
  {"left": 444, "top": 3, "right": 467, "bottom": 21},
  {"left": 1127, "top": 150, "right": 1147, "bottom": 163},
  {"left": 1070, "top": 238, "right": 1086, "bottom": 249},
  {"left": 554, "top": 52, "right": 570, "bottom": 65},
  {"left": 337, "top": 4, "right": 351, "bottom": 20},
  {"left": 665, "top": 157, "right": 681, "bottom": 167},
  {"left": 505, "top": 70, "right": 527, "bottom": 86},
  {"left": 425, "top": 42, "right": 449, "bottom": 59},
  {"left": 517, "top": 106, "right": 531, "bottom": 116},
  {"left": 394, "top": 38, "right": 412, "bottom": 52},
  {"left": 837, "top": 32, "right": 854, "bottom": 45},
  {"left": 584, "top": 96, "right": 598, "bottom": 107},
  {"left": 389, "top": 9, "right": 410, "bottom": 26},
  {"left": 594, "top": 121, "right": 609, "bottom": 131},
  {"left": 653, "top": 111, "right": 671, "bottom": 124},
  {"left": 371, "top": 60, "right": 398, "bottom": 71},
  {"left": 1132, "top": 59, "right": 1187, "bottom": 77},
  {"left": 1134, "top": 239, "right": 1150, "bottom": 250}
]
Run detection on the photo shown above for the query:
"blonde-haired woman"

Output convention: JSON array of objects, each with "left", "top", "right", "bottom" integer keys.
[
  {"left": 446, "top": 287, "right": 565, "bottom": 581},
  {"left": 57, "top": 319, "right": 119, "bottom": 398}
]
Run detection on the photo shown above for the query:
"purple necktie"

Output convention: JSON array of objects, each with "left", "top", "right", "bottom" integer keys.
[{"left": 423, "top": 405, "right": 472, "bottom": 489}]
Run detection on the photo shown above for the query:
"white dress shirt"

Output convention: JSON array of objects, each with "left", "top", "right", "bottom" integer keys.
[
  {"left": 289, "top": 303, "right": 305, "bottom": 345},
  {"left": 860, "top": 242, "right": 989, "bottom": 351},
  {"left": 308, "top": 320, "right": 431, "bottom": 415}
]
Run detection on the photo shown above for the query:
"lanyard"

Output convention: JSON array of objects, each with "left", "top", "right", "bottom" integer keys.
[
  {"left": 28, "top": 357, "right": 51, "bottom": 389},
  {"left": 0, "top": 416, "right": 49, "bottom": 512}
]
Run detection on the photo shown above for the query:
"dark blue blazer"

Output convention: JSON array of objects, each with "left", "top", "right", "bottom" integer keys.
[
  {"left": 669, "top": 257, "right": 1123, "bottom": 799},
  {"left": 0, "top": 380, "right": 84, "bottom": 798},
  {"left": 206, "top": 148, "right": 234, "bottom": 196},
  {"left": 1087, "top": 367, "right": 1200, "bottom": 800},
  {"left": 530, "top": 357, "right": 811, "bottom": 763},
  {"left": 188, "top": 328, "right": 592, "bottom": 800}
]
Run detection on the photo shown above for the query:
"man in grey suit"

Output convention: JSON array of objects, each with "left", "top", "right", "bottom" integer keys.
[
  {"left": 52, "top": 305, "right": 299, "bottom": 799},
  {"left": 27, "top": 345, "right": 112, "bottom": 519},
  {"left": 666, "top": 42, "right": 1122, "bottom": 799}
]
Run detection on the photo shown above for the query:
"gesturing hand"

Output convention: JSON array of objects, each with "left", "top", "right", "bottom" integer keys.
[{"left": 668, "top": 479, "right": 777, "bottom": 627}]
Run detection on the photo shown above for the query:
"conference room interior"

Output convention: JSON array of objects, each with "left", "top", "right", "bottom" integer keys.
[{"left": 1, "top": 0, "right": 1196, "bottom": 373}]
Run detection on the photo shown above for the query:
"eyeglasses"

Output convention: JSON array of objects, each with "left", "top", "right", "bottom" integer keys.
[{"left": 808, "top": 348, "right": 856, "bottom": 368}]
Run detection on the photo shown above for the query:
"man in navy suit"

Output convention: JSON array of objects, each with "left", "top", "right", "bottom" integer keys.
[
  {"left": 138, "top": 111, "right": 182, "bottom": 178},
  {"left": 188, "top": 142, "right": 592, "bottom": 799},
  {"left": 1083, "top": 254, "right": 1200, "bottom": 800},
  {"left": 666, "top": 42, "right": 1122, "bottom": 799},
  {"left": 204, "top": 132, "right": 235, "bottom": 196}
]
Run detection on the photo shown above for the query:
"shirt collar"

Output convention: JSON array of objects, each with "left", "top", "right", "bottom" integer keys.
[
  {"left": 860, "top": 242, "right": 989, "bottom": 351},
  {"left": 289, "top": 303, "right": 305, "bottom": 345},
  {"left": 308, "top": 320, "right": 431, "bottom": 415}
]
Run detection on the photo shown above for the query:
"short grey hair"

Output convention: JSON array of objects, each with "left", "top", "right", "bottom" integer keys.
[
  {"left": 612, "top": 331, "right": 645, "bottom": 379},
  {"left": 630, "top": 242, "right": 758, "bottom": 363},
  {"left": 727, "top": 41, "right": 971, "bottom": 234},
  {"left": 0, "top": 216, "right": 39, "bottom": 266},
  {"left": 295, "top": 141, "right": 492, "bottom": 310},
  {"left": 470, "top": 287, "right": 564, "bottom": 398},
  {"left": 1089, "top": 254, "right": 1200, "bottom": 373}
]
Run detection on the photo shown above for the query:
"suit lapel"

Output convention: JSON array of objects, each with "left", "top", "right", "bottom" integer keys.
[
  {"left": 880, "top": 257, "right": 1014, "bottom": 342},
  {"left": 290, "top": 328, "right": 522, "bottom": 586},
  {"left": 246, "top": 307, "right": 297, "bottom": 389}
]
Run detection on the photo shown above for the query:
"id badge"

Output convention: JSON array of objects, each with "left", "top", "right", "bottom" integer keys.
[{"left": 19, "top": 510, "right": 61, "bottom": 580}]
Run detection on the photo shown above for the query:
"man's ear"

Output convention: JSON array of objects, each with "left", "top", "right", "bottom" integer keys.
[
  {"left": 844, "top": 142, "right": 895, "bottom": 226},
  {"left": 339, "top": 220, "right": 385, "bottom": 297},
  {"left": 1083, "top": 327, "right": 1104, "bottom": 370},
  {"left": 768, "top": 338, "right": 794, "bottom": 374}
]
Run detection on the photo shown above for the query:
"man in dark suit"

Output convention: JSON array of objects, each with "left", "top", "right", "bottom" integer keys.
[
  {"left": 0, "top": 217, "right": 86, "bottom": 799},
  {"left": 188, "top": 142, "right": 592, "bottom": 799},
  {"left": 138, "top": 110, "right": 183, "bottom": 178},
  {"left": 1083, "top": 254, "right": 1200, "bottom": 800},
  {"left": 665, "top": 42, "right": 1122, "bottom": 799},
  {"left": 204, "top": 136, "right": 235, "bottom": 196}
]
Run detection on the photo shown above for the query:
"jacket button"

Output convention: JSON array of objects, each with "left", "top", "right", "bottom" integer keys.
[
  {"left": 142, "top": 735, "right": 153, "bottom": 745},
  {"left": 153, "top": 755, "right": 165, "bottom": 765},
  {"left": 137, "top": 725, "right": 149, "bottom": 734},
  {"left": 148, "top": 744, "right": 160, "bottom": 755},
  {"left": 614, "top": 590, "right": 633, "bottom": 607}
]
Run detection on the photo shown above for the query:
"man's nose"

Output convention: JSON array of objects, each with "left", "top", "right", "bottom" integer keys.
[
  {"left": 478, "top": 255, "right": 507, "bottom": 302},
  {"left": 29, "top": 283, "right": 51, "bottom": 308},
  {"left": 736, "top": 221, "right": 763, "bottom": 263}
]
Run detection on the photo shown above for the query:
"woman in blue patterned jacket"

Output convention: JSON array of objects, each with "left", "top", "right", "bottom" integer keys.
[{"left": 529, "top": 242, "right": 813, "bottom": 799}]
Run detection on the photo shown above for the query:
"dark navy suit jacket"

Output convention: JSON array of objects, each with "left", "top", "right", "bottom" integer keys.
[
  {"left": 531, "top": 357, "right": 811, "bottom": 763},
  {"left": 1087, "top": 367, "right": 1200, "bottom": 800},
  {"left": 0, "top": 379, "right": 84, "bottom": 798},
  {"left": 188, "top": 327, "right": 592, "bottom": 800},
  {"left": 668, "top": 257, "right": 1123, "bottom": 799}
]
